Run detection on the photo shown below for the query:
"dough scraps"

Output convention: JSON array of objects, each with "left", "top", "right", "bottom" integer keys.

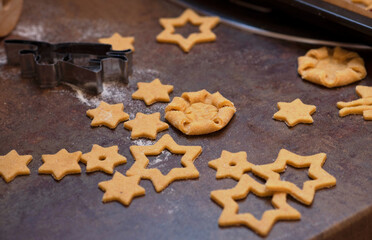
[
  {"left": 132, "top": 78, "right": 173, "bottom": 105},
  {"left": 98, "top": 172, "right": 145, "bottom": 206},
  {"left": 38, "top": 149, "right": 82, "bottom": 181},
  {"left": 86, "top": 101, "right": 129, "bottom": 129},
  {"left": 81, "top": 145, "right": 127, "bottom": 174},
  {"left": 252, "top": 149, "right": 336, "bottom": 205},
  {"left": 337, "top": 85, "right": 372, "bottom": 120},
  {"left": 98, "top": 33, "right": 135, "bottom": 51},
  {"left": 208, "top": 150, "right": 253, "bottom": 181},
  {"left": 165, "top": 89, "right": 236, "bottom": 135},
  {"left": 0, "top": 150, "right": 32, "bottom": 183},
  {"left": 124, "top": 112, "right": 169, "bottom": 139},
  {"left": 156, "top": 8, "right": 220, "bottom": 52},
  {"left": 298, "top": 46, "right": 366, "bottom": 88},
  {"left": 352, "top": 0, "right": 372, "bottom": 10},
  {"left": 273, "top": 98, "right": 316, "bottom": 127},
  {"left": 211, "top": 174, "right": 301, "bottom": 237},
  {"left": 126, "top": 134, "right": 202, "bottom": 192}
]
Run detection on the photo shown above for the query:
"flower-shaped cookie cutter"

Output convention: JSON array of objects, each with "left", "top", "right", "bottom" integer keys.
[
  {"left": 165, "top": 89, "right": 236, "bottom": 135},
  {"left": 297, "top": 46, "right": 366, "bottom": 88}
]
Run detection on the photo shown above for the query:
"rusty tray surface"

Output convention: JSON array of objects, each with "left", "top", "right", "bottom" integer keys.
[{"left": 0, "top": 0, "right": 371, "bottom": 239}]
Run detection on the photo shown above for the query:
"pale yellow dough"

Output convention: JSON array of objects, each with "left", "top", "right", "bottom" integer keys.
[
  {"left": 165, "top": 89, "right": 236, "bottom": 135},
  {"left": 298, "top": 46, "right": 366, "bottom": 88}
]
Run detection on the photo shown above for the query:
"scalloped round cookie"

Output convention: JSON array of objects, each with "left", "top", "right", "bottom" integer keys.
[
  {"left": 165, "top": 89, "right": 236, "bottom": 135},
  {"left": 297, "top": 46, "right": 366, "bottom": 88}
]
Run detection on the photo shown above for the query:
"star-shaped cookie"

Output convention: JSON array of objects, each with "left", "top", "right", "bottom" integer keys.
[
  {"left": 86, "top": 101, "right": 129, "bottom": 129},
  {"left": 0, "top": 150, "right": 32, "bottom": 183},
  {"left": 126, "top": 134, "right": 202, "bottom": 192},
  {"left": 252, "top": 149, "right": 336, "bottom": 205},
  {"left": 124, "top": 112, "right": 169, "bottom": 139},
  {"left": 156, "top": 8, "right": 220, "bottom": 52},
  {"left": 38, "top": 149, "right": 82, "bottom": 181},
  {"left": 273, "top": 98, "right": 316, "bottom": 127},
  {"left": 98, "top": 33, "right": 135, "bottom": 51},
  {"left": 208, "top": 150, "right": 253, "bottom": 181},
  {"left": 81, "top": 145, "right": 127, "bottom": 174},
  {"left": 132, "top": 79, "right": 173, "bottom": 105},
  {"left": 211, "top": 174, "right": 301, "bottom": 237},
  {"left": 98, "top": 172, "right": 145, "bottom": 206}
]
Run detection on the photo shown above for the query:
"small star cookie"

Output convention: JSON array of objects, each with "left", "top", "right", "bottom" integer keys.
[
  {"left": 211, "top": 174, "right": 301, "bottom": 237},
  {"left": 273, "top": 98, "right": 316, "bottom": 127},
  {"left": 156, "top": 9, "right": 220, "bottom": 52},
  {"left": 0, "top": 150, "right": 32, "bottom": 183},
  {"left": 86, "top": 101, "right": 129, "bottom": 129},
  {"left": 126, "top": 134, "right": 202, "bottom": 192},
  {"left": 132, "top": 79, "right": 173, "bottom": 105},
  {"left": 124, "top": 112, "right": 169, "bottom": 139},
  {"left": 337, "top": 85, "right": 372, "bottom": 120},
  {"left": 208, "top": 150, "right": 253, "bottom": 181},
  {"left": 98, "top": 33, "right": 135, "bottom": 51},
  {"left": 298, "top": 46, "right": 366, "bottom": 88},
  {"left": 252, "top": 149, "right": 336, "bottom": 205},
  {"left": 98, "top": 172, "right": 145, "bottom": 206},
  {"left": 38, "top": 149, "right": 82, "bottom": 181},
  {"left": 81, "top": 145, "right": 127, "bottom": 174}
]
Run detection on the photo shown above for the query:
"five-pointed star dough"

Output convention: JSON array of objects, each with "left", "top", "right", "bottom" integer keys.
[
  {"left": 273, "top": 98, "right": 316, "bottom": 127},
  {"left": 0, "top": 150, "right": 32, "bottom": 183},
  {"left": 132, "top": 79, "right": 173, "bottom": 105},
  {"left": 208, "top": 150, "right": 253, "bottom": 181},
  {"left": 98, "top": 32, "right": 135, "bottom": 51},
  {"left": 86, "top": 101, "right": 129, "bottom": 129},
  {"left": 156, "top": 8, "right": 220, "bottom": 52},
  {"left": 126, "top": 134, "right": 202, "bottom": 192},
  {"left": 124, "top": 112, "right": 169, "bottom": 139},
  {"left": 38, "top": 149, "right": 82, "bottom": 181},
  {"left": 98, "top": 172, "right": 145, "bottom": 206},
  {"left": 252, "top": 149, "right": 336, "bottom": 205},
  {"left": 81, "top": 145, "right": 127, "bottom": 174},
  {"left": 211, "top": 174, "right": 301, "bottom": 237}
]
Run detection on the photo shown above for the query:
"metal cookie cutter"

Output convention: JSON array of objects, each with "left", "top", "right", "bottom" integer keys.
[{"left": 4, "top": 39, "right": 133, "bottom": 94}]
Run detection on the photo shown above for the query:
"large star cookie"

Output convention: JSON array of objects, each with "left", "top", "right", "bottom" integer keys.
[
  {"left": 124, "top": 112, "right": 169, "bottom": 139},
  {"left": 126, "top": 134, "right": 202, "bottom": 192},
  {"left": 81, "top": 145, "right": 127, "bottom": 174},
  {"left": 208, "top": 150, "right": 253, "bottom": 181},
  {"left": 38, "top": 149, "right": 82, "bottom": 181},
  {"left": 211, "top": 174, "right": 301, "bottom": 237},
  {"left": 132, "top": 79, "right": 173, "bottom": 105},
  {"left": 273, "top": 98, "right": 316, "bottom": 127},
  {"left": 337, "top": 85, "right": 372, "bottom": 120},
  {"left": 156, "top": 8, "right": 220, "bottom": 52},
  {"left": 98, "top": 172, "right": 145, "bottom": 206},
  {"left": 252, "top": 149, "right": 336, "bottom": 205},
  {"left": 0, "top": 150, "right": 32, "bottom": 182},
  {"left": 98, "top": 32, "right": 135, "bottom": 51},
  {"left": 86, "top": 101, "right": 129, "bottom": 129}
]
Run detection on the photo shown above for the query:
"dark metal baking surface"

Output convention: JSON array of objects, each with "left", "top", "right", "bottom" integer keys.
[{"left": 0, "top": 0, "right": 371, "bottom": 240}]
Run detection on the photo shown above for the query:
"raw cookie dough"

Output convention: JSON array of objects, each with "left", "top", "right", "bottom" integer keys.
[
  {"left": 337, "top": 85, "right": 372, "bottom": 120},
  {"left": 165, "top": 89, "right": 236, "bottom": 135},
  {"left": 352, "top": 0, "right": 372, "bottom": 9},
  {"left": 126, "top": 134, "right": 202, "bottom": 192},
  {"left": 38, "top": 149, "right": 82, "bottom": 181},
  {"left": 273, "top": 98, "right": 316, "bottom": 127},
  {"left": 86, "top": 101, "right": 129, "bottom": 129},
  {"left": 0, "top": 150, "right": 32, "bottom": 183},
  {"left": 211, "top": 174, "right": 301, "bottom": 237},
  {"left": 208, "top": 150, "right": 253, "bottom": 181},
  {"left": 98, "top": 172, "right": 145, "bottom": 206},
  {"left": 298, "top": 46, "right": 366, "bottom": 88},
  {"left": 156, "top": 9, "right": 220, "bottom": 53},
  {"left": 252, "top": 149, "right": 337, "bottom": 205},
  {"left": 132, "top": 79, "right": 173, "bottom": 105},
  {"left": 99, "top": 33, "right": 135, "bottom": 51},
  {"left": 81, "top": 145, "right": 127, "bottom": 174},
  {"left": 124, "top": 112, "right": 169, "bottom": 139}
]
